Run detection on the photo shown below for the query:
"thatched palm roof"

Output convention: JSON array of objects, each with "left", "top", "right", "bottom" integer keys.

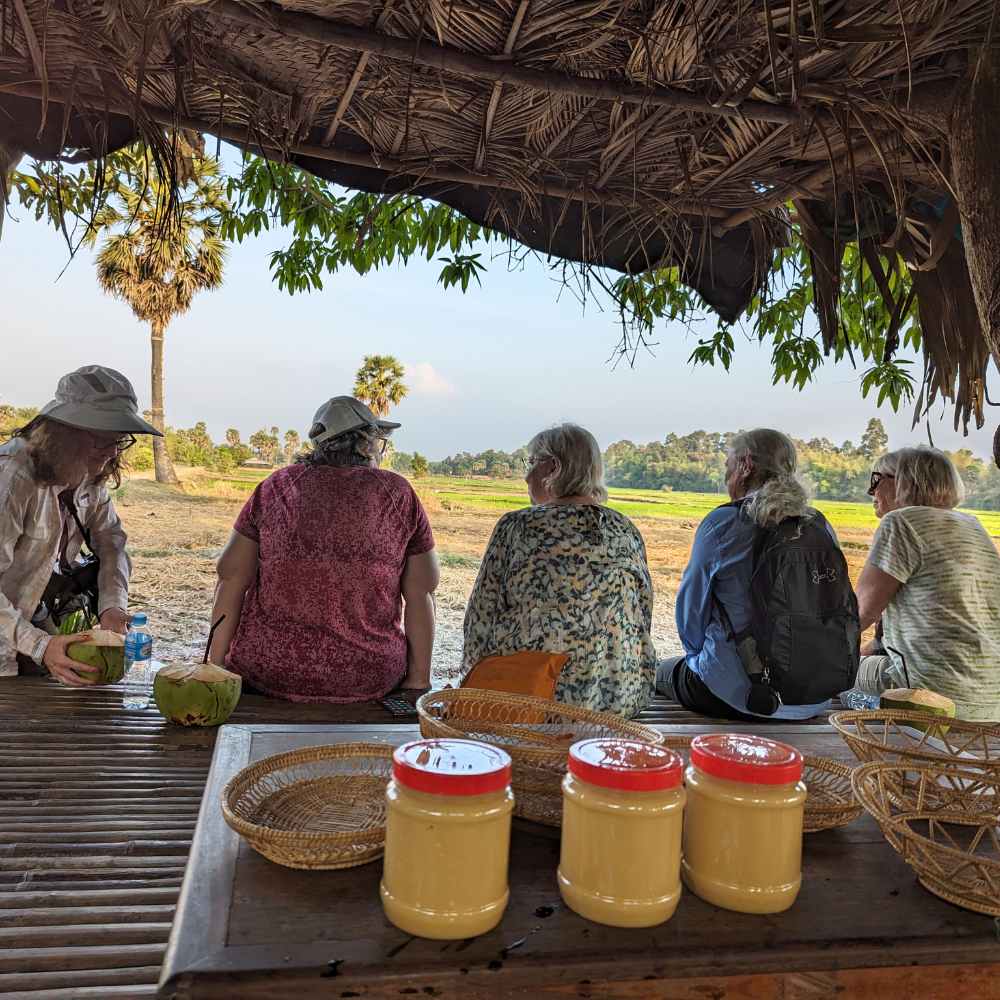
[{"left": 2, "top": 2, "right": 998, "bottom": 432}]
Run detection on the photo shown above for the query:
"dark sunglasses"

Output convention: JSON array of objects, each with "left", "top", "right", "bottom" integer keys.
[{"left": 868, "top": 471, "right": 894, "bottom": 496}]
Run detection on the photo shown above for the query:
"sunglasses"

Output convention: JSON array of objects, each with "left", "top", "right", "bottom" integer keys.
[{"left": 868, "top": 471, "right": 894, "bottom": 496}]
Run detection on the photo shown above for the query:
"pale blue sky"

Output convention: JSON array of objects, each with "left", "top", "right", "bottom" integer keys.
[{"left": 1, "top": 167, "right": 995, "bottom": 463}]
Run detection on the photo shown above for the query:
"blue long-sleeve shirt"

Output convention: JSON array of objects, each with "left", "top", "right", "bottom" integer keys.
[{"left": 675, "top": 503, "right": 831, "bottom": 720}]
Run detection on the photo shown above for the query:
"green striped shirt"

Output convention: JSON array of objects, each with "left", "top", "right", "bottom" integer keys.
[{"left": 869, "top": 506, "right": 1000, "bottom": 721}]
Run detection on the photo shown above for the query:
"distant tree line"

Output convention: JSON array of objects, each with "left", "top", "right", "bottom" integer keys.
[
  {"left": 427, "top": 419, "right": 1000, "bottom": 510},
  {"left": 125, "top": 422, "right": 308, "bottom": 475},
  {"left": 4, "top": 401, "right": 999, "bottom": 508}
]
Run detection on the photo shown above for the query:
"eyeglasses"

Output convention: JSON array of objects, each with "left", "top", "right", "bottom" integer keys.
[
  {"left": 86, "top": 431, "right": 136, "bottom": 455},
  {"left": 522, "top": 454, "right": 544, "bottom": 472},
  {"left": 868, "top": 471, "right": 894, "bottom": 496},
  {"left": 377, "top": 438, "right": 390, "bottom": 456}
]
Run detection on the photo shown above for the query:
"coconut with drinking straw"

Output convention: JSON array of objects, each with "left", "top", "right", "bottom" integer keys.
[
  {"left": 153, "top": 615, "right": 242, "bottom": 726},
  {"left": 878, "top": 645, "right": 956, "bottom": 732}
]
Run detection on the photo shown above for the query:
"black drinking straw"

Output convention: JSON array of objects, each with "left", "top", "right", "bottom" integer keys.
[
  {"left": 204, "top": 615, "right": 226, "bottom": 664},
  {"left": 883, "top": 644, "right": 912, "bottom": 688}
]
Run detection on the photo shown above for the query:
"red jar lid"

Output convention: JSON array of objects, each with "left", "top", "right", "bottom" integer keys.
[
  {"left": 690, "top": 734, "right": 803, "bottom": 785},
  {"left": 392, "top": 739, "right": 512, "bottom": 796},
  {"left": 568, "top": 738, "right": 684, "bottom": 792}
]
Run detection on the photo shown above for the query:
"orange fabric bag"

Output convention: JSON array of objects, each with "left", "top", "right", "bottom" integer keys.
[{"left": 461, "top": 651, "right": 569, "bottom": 700}]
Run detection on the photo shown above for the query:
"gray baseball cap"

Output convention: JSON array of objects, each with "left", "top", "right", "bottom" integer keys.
[
  {"left": 40, "top": 366, "right": 162, "bottom": 436},
  {"left": 309, "top": 396, "right": 400, "bottom": 444}
]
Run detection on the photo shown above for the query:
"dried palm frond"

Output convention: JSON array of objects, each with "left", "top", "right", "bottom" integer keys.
[{"left": 0, "top": 1, "right": 995, "bottom": 422}]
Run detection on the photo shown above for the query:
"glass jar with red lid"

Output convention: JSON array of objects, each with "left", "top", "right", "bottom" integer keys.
[
  {"left": 380, "top": 738, "right": 513, "bottom": 939},
  {"left": 558, "top": 738, "right": 685, "bottom": 927},
  {"left": 682, "top": 733, "right": 806, "bottom": 914}
]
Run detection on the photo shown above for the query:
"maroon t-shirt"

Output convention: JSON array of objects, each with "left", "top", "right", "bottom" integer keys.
[{"left": 226, "top": 465, "right": 434, "bottom": 702}]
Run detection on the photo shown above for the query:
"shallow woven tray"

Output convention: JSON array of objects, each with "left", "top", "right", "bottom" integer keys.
[
  {"left": 222, "top": 742, "right": 394, "bottom": 870},
  {"left": 417, "top": 688, "right": 664, "bottom": 827},
  {"left": 853, "top": 760, "right": 1000, "bottom": 917},
  {"left": 831, "top": 710, "right": 1000, "bottom": 813},
  {"left": 654, "top": 735, "right": 861, "bottom": 833}
]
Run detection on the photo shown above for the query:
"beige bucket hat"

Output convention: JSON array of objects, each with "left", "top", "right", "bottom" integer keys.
[
  {"left": 40, "top": 366, "right": 162, "bottom": 436},
  {"left": 309, "top": 396, "right": 400, "bottom": 445}
]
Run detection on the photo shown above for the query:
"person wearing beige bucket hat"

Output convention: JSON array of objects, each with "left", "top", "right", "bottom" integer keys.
[{"left": 0, "top": 366, "right": 161, "bottom": 685}]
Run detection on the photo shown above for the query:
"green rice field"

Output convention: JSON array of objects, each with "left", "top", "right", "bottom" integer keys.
[{"left": 194, "top": 469, "right": 1000, "bottom": 538}]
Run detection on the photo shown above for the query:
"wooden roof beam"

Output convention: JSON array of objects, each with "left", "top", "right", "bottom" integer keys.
[{"left": 211, "top": 0, "right": 801, "bottom": 126}]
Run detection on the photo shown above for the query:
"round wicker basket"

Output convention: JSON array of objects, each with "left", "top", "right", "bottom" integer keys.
[
  {"left": 852, "top": 760, "right": 1000, "bottom": 916},
  {"left": 831, "top": 710, "right": 1000, "bottom": 813},
  {"left": 222, "top": 742, "right": 394, "bottom": 870},
  {"left": 416, "top": 688, "right": 664, "bottom": 826},
  {"left": 649, "top": 734, "right": 860, "bottom": 833}
]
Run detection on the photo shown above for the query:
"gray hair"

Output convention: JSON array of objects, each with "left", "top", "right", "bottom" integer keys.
[
  {"left": 729, "top": 428, "right": 810, "bottom": 528},
  {"left": 296, "top": 421, "right": 387, "bottom": 468},
  {"left": 877, "top": 446, "right": 964, "bottom": 509},
  {"left": 527, "top": 423, "right": 608, "bottom": 503}
]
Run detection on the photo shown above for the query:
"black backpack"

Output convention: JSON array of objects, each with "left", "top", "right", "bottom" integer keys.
[{"left": 717, "top": 501, "right": 860, "bottom": 714}]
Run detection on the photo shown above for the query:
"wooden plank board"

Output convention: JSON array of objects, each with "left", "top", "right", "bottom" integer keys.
[{"left": 159, "top": 723, "right": 1000, "bottom": 999}]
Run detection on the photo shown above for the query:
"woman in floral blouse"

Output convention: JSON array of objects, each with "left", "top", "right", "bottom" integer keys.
[{"left": 462, "top": 424, "right": 656, "bottom": 717}]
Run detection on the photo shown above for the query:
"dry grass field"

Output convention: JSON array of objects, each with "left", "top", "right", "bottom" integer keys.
[{"left": 113, "top": 467, "right": 907, "bottom": 682}]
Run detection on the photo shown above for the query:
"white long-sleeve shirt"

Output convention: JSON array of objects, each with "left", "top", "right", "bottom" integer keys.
[{"left": 0, "top": 439, "right": 131, "bottom": 674}]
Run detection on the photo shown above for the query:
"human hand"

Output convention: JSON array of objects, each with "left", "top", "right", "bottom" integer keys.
[
  {"left": 43, "top": 633, "right": 96, "bottom": 686},
  {"left": 99, "top": 607, "right": 130, "bottom": 635}
]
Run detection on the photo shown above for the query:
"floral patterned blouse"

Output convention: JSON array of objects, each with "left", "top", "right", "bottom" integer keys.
[{"left": 462, "top": 503, "right": 656, "bottom": 717}]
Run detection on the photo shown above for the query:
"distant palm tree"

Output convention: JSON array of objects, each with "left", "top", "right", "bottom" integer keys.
[
  {"left": 353, "top": 355, "right": 408, "bottom": 418},
  {"left": 86, "top": 134, "right": 226, "bottom": 484},
  {"left": 284, "top": 429, "right": 301, "bottom": 463},
  {"left": 225, "top": 428, "right": 242, "bottom": 448}
]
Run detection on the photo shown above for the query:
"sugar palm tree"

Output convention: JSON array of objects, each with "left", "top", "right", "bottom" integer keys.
[
  {"left": 86, "top": 134, "right": 227, "bottom": 484},
  {"left": 353, "top": 355, "right": 408, "bottom": 418}
]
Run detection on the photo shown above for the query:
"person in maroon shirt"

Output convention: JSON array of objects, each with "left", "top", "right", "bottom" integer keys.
[{"left": 207, "top": 397, "right": 439, "bottom": 703}]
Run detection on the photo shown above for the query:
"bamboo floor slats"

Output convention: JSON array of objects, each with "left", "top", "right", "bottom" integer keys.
[
  {"left": 0, "top": 675, "right": 836, "bottom": 996},
  {"left": 0, "top": 678, "right": 221, "bottom": 998}
]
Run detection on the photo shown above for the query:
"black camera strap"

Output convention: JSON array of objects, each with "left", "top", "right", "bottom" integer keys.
[{"left": 61, "top": 492, "right": 94, "bottom": 555}]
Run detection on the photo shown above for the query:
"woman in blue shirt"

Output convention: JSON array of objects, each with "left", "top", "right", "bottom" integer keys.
[{"left": 659, "top": 429, "right": 833, "bottom": 721}]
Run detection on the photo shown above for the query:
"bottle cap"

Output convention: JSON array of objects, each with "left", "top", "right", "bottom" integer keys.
[
  {"left": 568, "top": 739, "right": 683, "bottom": 791},
  {"left": 690, "top": 733, "right": 803, "bottom": 785},
  {"left": 392, "top": 739, "right": 511, "bottom": 796},
  {"left": 130, "top": 613, "right": 148, "bottom": 626}
]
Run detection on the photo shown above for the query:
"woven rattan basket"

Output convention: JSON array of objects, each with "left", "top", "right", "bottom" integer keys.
[
  {"left": 831, "top": 710, "right": 1000, "bottom": 813},
  {"left": 651, "top": 735, "right": 860, "bottom": 833},
  {"left": 853, "top": 760, "right": 1000, "bottom": 916},
  {"left": 416, "top": 689, "right": 664, "bottom": 826},
  {"left": 222, "top": 742, "right": 394, "bottom": 869}
]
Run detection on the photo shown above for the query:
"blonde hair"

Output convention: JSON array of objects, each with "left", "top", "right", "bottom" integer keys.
[
  {"left": 527, "top": 423, "right": 608, "bottom": 503},
  {"left": 878, "top": 446, "right": 964, "bottom": 509},
  {"left": 729, "top": 428, "right": 810, "bottom": 528}
]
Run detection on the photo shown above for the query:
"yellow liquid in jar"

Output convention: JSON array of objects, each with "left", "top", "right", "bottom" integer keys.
[
  {"left": 380, "top": 779, "right": 514, "bottom": 939},
  {"left": 558, "top": 772, "right": 685, "bottom": 927},
  {"left": 682, "top": 764, "right": 806, "bottom": 914}
]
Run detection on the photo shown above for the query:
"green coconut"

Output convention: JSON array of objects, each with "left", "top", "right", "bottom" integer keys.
[
  {"left": 153, "top": 662, "right": 242, "bottom": 727},
  {"left": 880, "top": 687, "right": 956, "bottom": 734},
  {"left": 67, "top": 629, "right": 126, "bottom": 685}
]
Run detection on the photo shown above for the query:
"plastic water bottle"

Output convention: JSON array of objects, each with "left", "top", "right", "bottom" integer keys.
[
  {"left": 123, "top": 613, "right": 153, "bottom": 709},
  {"left": 841, "top": 688, "right": 882, "bottom": 711}
]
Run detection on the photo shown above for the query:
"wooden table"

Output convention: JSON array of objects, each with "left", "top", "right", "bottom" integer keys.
[
  {"left": 159, "top": 723, "right": 1000, "bottom": 999},
  {"left": 0, "top": 676, "right": 835, "bottom": 997}
]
